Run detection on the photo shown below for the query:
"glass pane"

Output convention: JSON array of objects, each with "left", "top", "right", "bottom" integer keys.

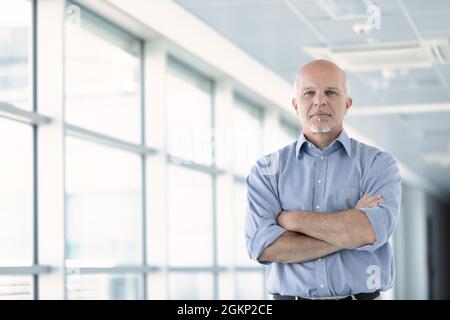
[
  {"left": 67, "top": 274, "right": 142, "bottom": 299},
  {"left": 219, "top": 271, "right": 265, "bottom": 299},
  {"left": 169, "top": 272, "right": 213, "bottom": 299},
  {"left": 217, "top": 179, "right": 262, "bottom": 267},
  {"left": 146, "top": 156, "right": 166, "bottom": 266},
  {"left": 65, "top": 137, "right": 142, "bottom": 265},
  {"left": 65, "top": 4, "right": 141, "bottom": 143},
  {"left": 218, "top": 272, "right": 234, "bottom": 300},
  {"left": 167, "top": 165, "right": 212, "bottom": 266},
  {"left": 0, "top": 118, "right": 33, "bottom": 265},
  {"left": 216, "top": 176, "right": 233, "bottom": 266},
  {"left": 233, "top": 97, "right": 263, "bottom": 176},
  {"left": 234, "top": 182, "right": 260, "bottom": 267},
  {"left": 166, "top": 61, "right": 213, "bottom": 165},
  {"left": 0, "top": 0, "right": 32, "bottom": 110},
  {"left": 0, "top": 276, "right": 33, "bottom": 300},
  {"left": 236, "top": 272, "right": 264, "bottom": 300},
  {"left": 147, "top": 272, "right": 168, "bottom": 300},
  {"left": 279, "top": 118, "right": 299, "bottom": 147}
]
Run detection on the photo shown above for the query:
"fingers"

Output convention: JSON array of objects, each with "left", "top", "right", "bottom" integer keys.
[
  {"left": 359, "top": 194, "right": 381, "bottom": 202},
  {"left": 365, "top": 195, "right": 383, "bottom": 207},
  {"left": 356, "top": 194, "right": 383, "bottom": 208}
]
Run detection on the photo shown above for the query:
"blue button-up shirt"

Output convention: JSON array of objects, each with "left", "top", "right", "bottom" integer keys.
[{"left": 245, "top": 129, "right": 401, "bottom": 297}]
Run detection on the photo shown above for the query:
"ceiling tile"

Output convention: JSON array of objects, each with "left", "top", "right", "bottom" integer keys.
[{"left": 401, "top": 0, "right": 450, "bottom": 14}]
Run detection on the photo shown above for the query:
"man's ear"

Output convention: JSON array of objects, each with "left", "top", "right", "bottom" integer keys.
[
  {"left": 292, "top": 98, "right": 298, "bottom": 115},
  {"left": 344, "top": 97, "right": 353, "bottom": 114}
]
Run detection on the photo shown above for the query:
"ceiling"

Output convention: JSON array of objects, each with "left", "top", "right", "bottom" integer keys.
[{"left": 173, "top": 0, "right": 450, "bottom": 200}]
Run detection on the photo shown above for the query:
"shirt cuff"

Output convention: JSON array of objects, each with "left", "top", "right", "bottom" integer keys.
[
  {"left": 248, "top": 222, "right": 286, "bottom": 265},
  {"left": 356, "top": 206, "right": 389, "bottom": 252}
]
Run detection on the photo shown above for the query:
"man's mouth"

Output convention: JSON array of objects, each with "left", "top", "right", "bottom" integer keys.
[{"left": 310, "top": 113, "right": 331, "bottom": 118}]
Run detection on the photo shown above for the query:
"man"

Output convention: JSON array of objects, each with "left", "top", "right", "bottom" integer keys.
[{"left": 245, "top": 60, "right": 401, "bottom": 300}]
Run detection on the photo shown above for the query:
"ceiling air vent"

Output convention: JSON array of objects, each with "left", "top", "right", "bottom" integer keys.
[{"left": 303, "top": 38, "right": 450, "bottom": 72}]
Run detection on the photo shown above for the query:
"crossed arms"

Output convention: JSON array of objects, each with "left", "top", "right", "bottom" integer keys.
[
  {"left": 258, "top": 194, "right": 381, "bottom": 264},
  {"left": 246, "top": 150, "right": 402, "bottom": 265}
]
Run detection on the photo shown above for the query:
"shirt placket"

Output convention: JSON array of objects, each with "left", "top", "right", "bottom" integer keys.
[{"left": 313, "top": 152, "right": 331, "bottom": 296}]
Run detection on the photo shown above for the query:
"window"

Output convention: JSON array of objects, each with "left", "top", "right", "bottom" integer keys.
[
  {"left": 169, "top": 272, "right": 213, "bottom": 299},
  {"left": 233, "top": 182, "right": 259, "bottom": 267},
  {"left": 67, "top": 274, "right": 143, "bottom": 300},
  {"left": 65, "top": 137, "right": 142, "bottom": 265},
  {"left": 152, "top": 59, "right": 217, "bottom": 299},
  {"left": 0, "top": 0, "right": 295, "bottom": 301},
  {"left": 0, "top": 0, "right": 36, "bottom": 301},
  {"left": 232, "top": 96, "right": 264, "bottom": 176},
  {"left": 0, "top": 0, "right": 32, "bottom": 110},
  {"left": 235, "top": 272, "right": 264, "bottom": 300},
  {"left": 279, "top": 117, "right": 299, "bottom": 146},
  {"left": 147, "top": 272, "right": 168, "bottom": 300},
  {"left": 216, "top": 178, "right": 261, "bottom": 268},
  {"left": 63, "top": 4, "right": 145, "bottom": 300},
  {"left": 216, "top": 94, "right": 266, "bottom": 299},
  {"left": 0, "top": 0, "right": 293, "bottom": 300},
  {"left": 219, "top": 268, "right": 264, "bottom": 300},
  {"left": 0, "top": 118, "right": 33, "bottom": 266},
  {"left": 0, "top": 276, "right": 33, "bottom": 300},
  {"left": 167, "top": 165, "right": 213, "bottom": 267},
  {"left": 65, "top": 4, "right": 141, "bottom": 143},
  {"left": 166, "top": 59, "right": 213, "bottom": 165}
]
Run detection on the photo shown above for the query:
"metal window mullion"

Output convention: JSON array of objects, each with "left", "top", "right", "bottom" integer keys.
[
  {"left": 0, "top": 265, "right": 52, "bottom": 275},
  {"left": 211, "top": 81, "right": 219, "bottom": 300},
  {"left": 66, "top": 266, "right": 159, "bottom": 275},
  {"left": 140, "top": 39, "right": 148, "bottom": 301},
  {"left": 232, "top": 174, "right": 246, "bottom": 184},
  {"left": 64, "top": 123, "right": 157, "bottom": 156},
  {"left": 166, "top": 154, "right": 225, "bottom": 175},
  {"left": 31, "top": 0, "right": 39, "bottom": 301},
  {"left": 62, "top": 265, "right": 263, "bottom": 275},
  {"left": 144, "top": 41, "right": 171, "bottom": 299},
  {"left": 36, "top": 0, "right": 66, "bottom": 300},
  {"left": 32, "top": 125, "right": 39, "bottom": 300},
  {"left": 0, "top": 102, "right": 52, "bottom": 126}
]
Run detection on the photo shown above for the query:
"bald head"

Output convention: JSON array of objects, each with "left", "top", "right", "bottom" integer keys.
[
  {"left": 294, "top": 60, "right": 350, "bottom": 98},
  {"left": 291, "top": 59, "right": 353, "bottom": 136}
]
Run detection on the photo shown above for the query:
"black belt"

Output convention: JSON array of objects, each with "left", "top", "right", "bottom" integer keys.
[{"left": 273, "top": 290, "right": 380, "bottom": 300}]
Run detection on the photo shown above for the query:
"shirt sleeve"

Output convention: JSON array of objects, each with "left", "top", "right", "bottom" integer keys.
[
  {"left": 245, "top": 155, "right": 286, "bottom": 264},
  {"left": 356, "top": 151, "right": 402, "bottom": 253}
]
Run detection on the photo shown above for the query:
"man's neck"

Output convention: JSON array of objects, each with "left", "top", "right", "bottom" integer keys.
[{"left": 304, "top": 128, "right": 342, "bottom": 150}]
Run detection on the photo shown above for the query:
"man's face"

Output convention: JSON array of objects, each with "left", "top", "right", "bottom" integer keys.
[{"left": 292, "top": 62, "right": 352, "bottom": 135}]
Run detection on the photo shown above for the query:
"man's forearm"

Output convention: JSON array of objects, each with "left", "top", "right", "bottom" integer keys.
[
  {"left": 258, "top": 231, "right": 343, "bottom": 264},
  {"left": 277, "top": 209, "right": 376, "bottom": 249}
]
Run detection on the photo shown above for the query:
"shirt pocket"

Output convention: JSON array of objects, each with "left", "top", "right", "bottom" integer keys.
[{"left": 330, "top": 187, "right": 361, "bottom": 211}]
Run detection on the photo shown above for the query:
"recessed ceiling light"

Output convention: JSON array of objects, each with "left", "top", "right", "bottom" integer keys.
[
  {"left": 317, "top": 0, "right": 372, "bottom": 21},
  {"left": 303, "top": 38, "right": 450, "bottom": 72}
]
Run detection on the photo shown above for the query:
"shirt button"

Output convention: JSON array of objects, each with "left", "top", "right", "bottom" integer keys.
[
  {"left": 308, "top": 143, "right": 311, "bottom": 147},
  {"left": 318, "top": 258, "right": 322, "bottom": 262},
  {"left": 318, "top": 179, "right": 322, "bottom": 184},
  {"left": 320, "top": 284, "right": 325, "bottom": 289},
  {"left": 320, "top": 156, "right": 324, "bottom": 160},
  {"left": 316, "top": 205, "right": 320, "bottom": 209}
]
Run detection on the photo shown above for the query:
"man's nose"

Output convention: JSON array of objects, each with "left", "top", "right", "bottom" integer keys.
[{"left": 313, "top": 92, "right": 326, "bottom": 106}]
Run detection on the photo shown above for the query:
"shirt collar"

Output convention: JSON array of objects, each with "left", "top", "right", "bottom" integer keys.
[{"left": 295, "top": 129, "right": 352, "bottom": 159}]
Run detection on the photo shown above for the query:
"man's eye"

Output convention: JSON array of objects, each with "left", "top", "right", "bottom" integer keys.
[
  {"left": 304, "top": 91, "right": 314, "bottom": 96},
  {"left": 326, "top": 90, "right": 337, "bottom": 96}
]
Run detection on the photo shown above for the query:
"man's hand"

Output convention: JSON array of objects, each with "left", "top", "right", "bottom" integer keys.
[
  {"left": 276, "top": 211, "right": 289, "bottom": 229},
  {"left": 355, "top": 193, "right": 383, "bottom": 209}
]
